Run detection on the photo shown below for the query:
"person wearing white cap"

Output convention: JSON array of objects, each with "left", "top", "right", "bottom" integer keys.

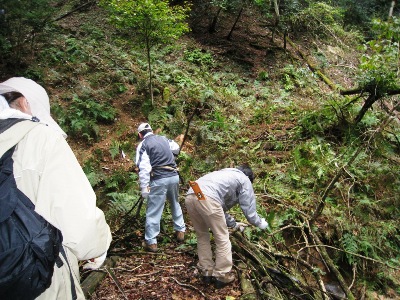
[
  {"left": 0, "top": 77, "right": 112, "bottom": 299},
  {"left": 136, "top": 122, "right": 186, "bottom": 252}
]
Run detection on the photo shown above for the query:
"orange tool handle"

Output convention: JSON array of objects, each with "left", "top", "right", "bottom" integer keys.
[{"left": 189, "top": 181, "right": 206, "bottom": 200}]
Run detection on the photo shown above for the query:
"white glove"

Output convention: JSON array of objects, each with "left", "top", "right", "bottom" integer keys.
[
  {"left": 82, "top": 251, "right": 107, "bottom": 270},
  {"left": 141, "top": 187, "right": 150, "bottom": 199},
  {"left": 233, "top": 222, "right": 249, "bottom": 232},
  {"left": 258, "top": 218, "right": 270, "bottom": 230}
]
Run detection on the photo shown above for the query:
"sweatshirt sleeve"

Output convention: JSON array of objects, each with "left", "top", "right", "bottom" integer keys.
[
  {"left": 237, "top": 179, "right": 263, "bottom": 227},
  {"left": 225, "top": 212, "right": 236, "bottom": 228},
  {"left": 36, "top": 134, "right": 112, "bottom": 261},
  {"left": 135, "top": 141, "right": 151, "bottom": 189}
]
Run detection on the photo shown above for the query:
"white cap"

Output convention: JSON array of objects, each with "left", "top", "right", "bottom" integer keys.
[
  {"left": 137, "top": 122, "right": 152, "bottom": 133},
  {"left": 0, "top": 77, "right": 67, "bottom": 138}
]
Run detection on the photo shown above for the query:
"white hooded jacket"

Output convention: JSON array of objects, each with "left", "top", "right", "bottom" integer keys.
[{"left": 0, "top": 78, "right": 111, "bottom": 299}]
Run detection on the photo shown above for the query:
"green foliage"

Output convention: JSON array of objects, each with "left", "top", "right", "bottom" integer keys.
[
  {"left": 100, "top": 0, "right": 191, "bottom": 101},
  {"left": 109, "top": 140, "right": 121, "bottom": 160},
  {"left": 4, "top": 2, "right": 399, "bottom": 296},
  {"left": 250, "top": 106, "right": 271, "bottom": 125},
  {"left": 105, "top": 192, "right": 140, "bottom": 224},
  {"left": 258, "top": 70, "right": 269, "bottom": 81},
  {"left": 340, "top": 233, "right": 359, "bottom": 264},
  {"left": 183, "top": 48, "right": 214, "bottom": 67},
  {"left": 281, "top": 65, "right": 312, "bottom": 92},
  {"left": 53, "top": 95, "right": 116, "bottom": 142},
  {"left": 107, "top": 192, "right": 137, "bottom": 214},
  {"left": 82, "top": 157, "right": 105, "bottom": 188},
  {"left": 176, "top": 150, "right": 193, "bottom": 180},
  {"left": 147, "top": 106, "right": 173, "bottom": 127},
  {"left": 207, "top": 110, "right": 228, "bottom": 130},
  {"left": 335, "top": 0, "right": 391, "bottom": 31},
  {"left": 289, "top": 2, "right": 352, "bottom": 41},
  {"left": 291, "top": 138, "right": 338, "bottom": 184},
  {"left": 339, "top": 220, "right": 400, "bottom": 267},
  {"left": 104, "top": 170, "right": 138, "bottom": 194},
  {"left": 0, "top": 0, "right": 56, "bottom": 67},
  {"left": 297, "top": 101, "right": 343, "bottom": 137},
  {"left": 358, "top": 17, "right": 400, "bottom": 95},
  {"left": 101, "top": 0, "right": 191, "bottom": 48}
]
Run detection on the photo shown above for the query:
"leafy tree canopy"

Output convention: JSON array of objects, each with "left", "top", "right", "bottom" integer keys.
[
  {"left": 100, "top": 0, "right": 191, "bottom": 48},
  {"left": 358, "top": 17, "right": 400, "bottom": 95},
  {"left": 0, "top": 0, "right": 56, "bottom": 60}
]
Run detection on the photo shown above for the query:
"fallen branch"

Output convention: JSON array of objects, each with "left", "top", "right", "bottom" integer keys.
[
  {"left": 170, "top": 277, "right": 208, "bottom": 299},
  {"left": 108, "top": 250, "right": 171, "bottom": 257},
  {"left": 156, "top": 264, "right": 185, "bottom": 269},
  {"left": 298, "top": 244, "right": 400, "bottom": 270},
  {"left": 311, "top": 231, "right": 355, "bottom": 300},
  {"left": 231, "top": 232, "right": 315, "bottom": 299},
  {"left": 134, "top": 270, "right": 162, "bottom": 277},
  {"left": 285, "top": 37, "right": 339, "bottom": 90},
  {"left": 112, "top": 265, "right": 142, "bottom": 272},
  {"left": 54, "top": 1, "right": 96, "bottom": 21},
  {"left": 104, "top": 266, "right": 129, "bottom": 300}
]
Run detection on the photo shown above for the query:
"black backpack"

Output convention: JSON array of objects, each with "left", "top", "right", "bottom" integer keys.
[{"left": 0, "top": 119, "right": 76, "bottom": 300}]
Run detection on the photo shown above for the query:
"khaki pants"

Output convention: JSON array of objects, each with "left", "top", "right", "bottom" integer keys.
[{"left": 185, "top": 194, "right": 232, "bottom": 278}]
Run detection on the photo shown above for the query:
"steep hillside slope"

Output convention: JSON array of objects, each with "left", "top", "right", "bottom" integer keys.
[{"left": 2, "top": 2, "right": 398, "bottom": 299}]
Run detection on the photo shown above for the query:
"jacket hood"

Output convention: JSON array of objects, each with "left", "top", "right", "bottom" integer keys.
[{"left": 0, "top": 77, "right": 67, "bottom": 138}]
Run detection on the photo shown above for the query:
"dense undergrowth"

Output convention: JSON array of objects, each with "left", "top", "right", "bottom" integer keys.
[{"left": 1, "top": 1, "right": 399, "bottom": 298}]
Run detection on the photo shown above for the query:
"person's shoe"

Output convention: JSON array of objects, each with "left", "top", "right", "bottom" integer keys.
[
  {"left": 214, "top": 273, "right": 235, "bottom": 289},
  {"left": 203, "top": 276, "right": 215, "bottom": 284},
  {"left": 175, "top": 231, "right": 185, "bottom": 242},
  {"left": 202, "top": 270, "right": 215, "bottom": 285},
  {"left": 142, "top": 241, "right": 157, "bottom": 253}
]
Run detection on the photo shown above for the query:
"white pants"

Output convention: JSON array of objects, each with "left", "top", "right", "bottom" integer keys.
[{"left": 185, "top": 194, "right": 232, "bottom": 278}]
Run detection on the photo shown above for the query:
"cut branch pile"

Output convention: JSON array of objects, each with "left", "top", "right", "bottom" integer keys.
[{"left": 231, "top": 229, "right": 338, "bottom": 300}]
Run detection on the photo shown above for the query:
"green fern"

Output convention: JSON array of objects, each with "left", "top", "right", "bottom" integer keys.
[
  {"left": 109, "top": 140, "right": 121, "bottom": 160},
  {"left": 341, "top": 233, "right": 359, "bottom": 264}
]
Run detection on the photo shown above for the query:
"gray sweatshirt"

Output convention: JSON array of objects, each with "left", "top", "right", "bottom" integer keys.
[{"left": 187, "top": 168, "right": 264, "bottom": 228}]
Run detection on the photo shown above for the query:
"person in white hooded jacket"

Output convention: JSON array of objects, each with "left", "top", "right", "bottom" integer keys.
[{"left": 0, "top": 77, "right": 112, "bottom": 299}]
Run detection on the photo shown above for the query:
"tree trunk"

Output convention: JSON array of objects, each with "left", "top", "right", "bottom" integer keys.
[
  {"left": 145, "top": 37, "right": 154, "bottom": 105},
  {"left": 283, "top": 28, "right": 287, "bottom": 50},
  {"left": 270, "top": 0, "right": 280, "bottom": 43},
  {"left": 227, "top": 3, "right": 245, "bottom": 41},
  {"left": 389, "top": 0, "right": 397, "bottom": 18},
  {"left": 209, "top": 7, "right": 222, "bottom": 33},
  {"left": 354, "top": 94, "right": 378, "bottom": 124}
]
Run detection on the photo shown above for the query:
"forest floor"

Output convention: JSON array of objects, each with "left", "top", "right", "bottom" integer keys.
[{"left": 87, "top": 232, "right": 245, "bottom": 300}]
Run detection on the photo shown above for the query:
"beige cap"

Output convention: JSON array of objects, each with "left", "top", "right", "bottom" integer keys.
[{"left": 0, "top": 77, "right": 67, "bottom": 138}]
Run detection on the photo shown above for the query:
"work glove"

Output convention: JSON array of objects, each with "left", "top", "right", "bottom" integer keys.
[
  {"left": 141, "top": 187, "right": 150, "bottom": 199},
  {"left": 82, "top": 251, "right": 107, "bottom": 270},
  {"left": 258, "top": 218, "right": 270, "bottom": 230},
  {"left": 233, "top": 222, "right": 249, "bottom": 232}
]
